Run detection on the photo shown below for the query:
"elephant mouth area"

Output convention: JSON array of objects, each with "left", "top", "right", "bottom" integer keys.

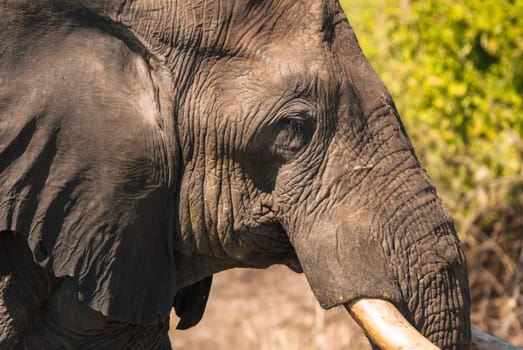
[
  {"left": 282, "top": 254, "right": 303, "bottom": 273},
  {"left": 229, "top": 222, "right": 302, "bottom": 271}
]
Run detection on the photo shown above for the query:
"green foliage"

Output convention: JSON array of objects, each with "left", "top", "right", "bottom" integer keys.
[{"left": 340, "top": 0, "right": 523, "bottom": 236}]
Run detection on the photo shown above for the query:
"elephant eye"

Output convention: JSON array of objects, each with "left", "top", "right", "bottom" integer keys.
[
  {"left": 244, "top": 112, "right": 314, "bottom": 192},
  {"left": 270, "top": 116, "right": 313, "bottom": 161}
]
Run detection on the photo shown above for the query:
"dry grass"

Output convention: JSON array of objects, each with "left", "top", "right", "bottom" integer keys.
[
  {"left": 464, "top": 198, "right": 523, "bottom": 346},
  {"left": 170, "top": 265, "right": 370, "bottom": 350}
]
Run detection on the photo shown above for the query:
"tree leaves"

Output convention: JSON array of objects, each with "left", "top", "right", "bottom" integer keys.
[{"left": 340, "top": 0, "right": 523, "bottom": 234}]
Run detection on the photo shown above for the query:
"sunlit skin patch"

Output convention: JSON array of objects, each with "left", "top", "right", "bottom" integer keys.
[{"left": 175, "top": 2, "right": 340, "bottom": 272}]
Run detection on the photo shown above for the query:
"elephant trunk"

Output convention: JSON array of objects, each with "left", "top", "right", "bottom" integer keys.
[
  {"left": 385, "top": 178, "right": 471, "bottom": 348},
  {"left": 362, "top": 164, "right": 471, "bottom": 348},
  {"left": 288, "top": 143, "right": 472, "bottom": 348}
]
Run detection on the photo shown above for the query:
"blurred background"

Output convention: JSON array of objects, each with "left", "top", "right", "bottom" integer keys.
[{"left": 172, "top": 0, "right": 523, "bottom": 348}]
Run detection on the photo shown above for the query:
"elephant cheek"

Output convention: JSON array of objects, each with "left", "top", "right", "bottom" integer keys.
[{"left": 292, "top": 217, "right": 401, "bottom": 310}]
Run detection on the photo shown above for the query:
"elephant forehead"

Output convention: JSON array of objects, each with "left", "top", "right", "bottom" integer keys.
[
  {"left": 99, "top": 0, "right": 340, "bottom": 59},
  {"left": 226, "top": 0, "right": 326, "bottom": 49},
  {"left": 197, "top": 41, "right": 337, "bottom": 131},
  {"left": 203, "top": 1, "right": 344, "bottom": 103}
]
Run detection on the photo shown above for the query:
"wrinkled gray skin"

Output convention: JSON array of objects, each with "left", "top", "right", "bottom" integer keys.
[{"left": 0, "top": 0, "right": 471, "bottom": 349}]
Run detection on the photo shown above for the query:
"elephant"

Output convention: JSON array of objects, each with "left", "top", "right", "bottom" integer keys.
[{"left": 0, "top": 1, "right": 519, "bottom": 349}]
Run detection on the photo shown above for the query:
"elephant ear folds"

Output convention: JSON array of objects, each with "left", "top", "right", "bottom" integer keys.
[
  {"left": 0, "top": 90, "right": 179, "bottom": 325},
  {"left": 0, "top": 15, "right": 182, "bottom": 325},
  {"left": 174, "top": 276, "right": 213, "bottom": 330}
]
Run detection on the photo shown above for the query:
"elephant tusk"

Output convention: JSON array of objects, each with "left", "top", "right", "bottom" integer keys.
[
  {"left": 471, "top": 327, "right": 523, "bottom": 350},
  {"left": 346, "top": 298, "right": 441, "bottom": 350},
  {"left": 346, "top": 299, "right": 523, "bottom": 350}
]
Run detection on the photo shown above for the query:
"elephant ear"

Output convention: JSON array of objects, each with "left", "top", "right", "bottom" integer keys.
[
  {"left": 174, "top": 276, "right": 213, "bottom": 330},
  {"left": 0, "top": 22, "right": 179, "bottom": 324}
]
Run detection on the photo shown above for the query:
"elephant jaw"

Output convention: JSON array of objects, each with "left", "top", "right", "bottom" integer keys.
[{"left": 345, "top": 298, "right": 522, "bottom": 350}]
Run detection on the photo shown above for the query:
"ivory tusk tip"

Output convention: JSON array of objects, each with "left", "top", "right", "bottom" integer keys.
[
  {"left": 345, "top": 298, "right": 523, "bottom": 350},
  {"left": 347, "top": 298, "right": 440, "bottom": 350}
]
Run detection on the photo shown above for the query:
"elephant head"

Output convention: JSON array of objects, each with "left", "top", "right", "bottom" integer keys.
[
  {"left": 0, "top": 1, "right": 517, "bottom": 349},
  {"left": 89, "top": 0, "right": 472, "bottom": 347}
]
